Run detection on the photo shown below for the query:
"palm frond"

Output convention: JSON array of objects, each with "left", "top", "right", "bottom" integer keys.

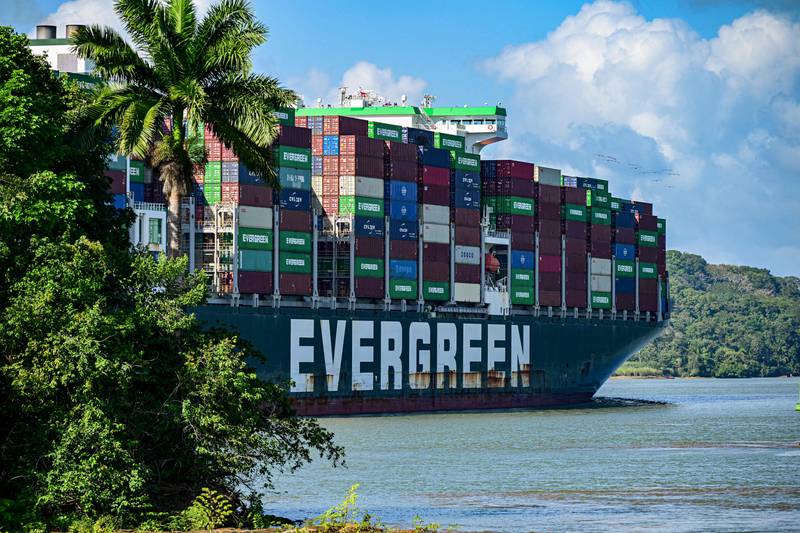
[
  {"left": 193, "top": 0, "right": 266, "bottom": 80},
  {"left": 204, "top": 107, "right": 277, "bottom": 186},
  {"left": 71, "top": 25, "right": 160, "bottom": 88}
]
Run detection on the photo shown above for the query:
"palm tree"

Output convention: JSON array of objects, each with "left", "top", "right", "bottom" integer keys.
[{"left": 74, "top": 0, "right": 294, "bottom": 257}]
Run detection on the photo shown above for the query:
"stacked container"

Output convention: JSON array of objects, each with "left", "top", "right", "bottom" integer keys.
[
  {"left": 636, "top": 206, "right": 659, "bottom": 313},
  {"left": 450, "top": 150, "right": 482, "bottom": 303},
  {"left": 657, "top": 218, "right": 668, "bottom": 313},
  {"left": 562, "top": 185, "right": 588, "bottom": 308},
  {"left": 585, "top": 180, "right": 612, "bottom": 310},
  {"left": 106, "top": 153, "right": 127, "bottom": 208},
  {"left": 418, "top": 145, "right": 452, "bottom": 302},
  {"left": 612, "top": 208, "right": 637, "bottom": 311},
  {"left": 386, "top": 140, "right": 419, "bottom": 300},
  {"left": 534, "top": 169, "right": 562, "bottom": 307}
]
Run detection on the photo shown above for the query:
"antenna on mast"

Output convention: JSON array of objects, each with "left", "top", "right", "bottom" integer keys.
[
  {"left": 421, "top": 94, "right": 436, "bottom": 108},
  {"left": 339, "top": 87, "right": 347, "bottom": 106}
]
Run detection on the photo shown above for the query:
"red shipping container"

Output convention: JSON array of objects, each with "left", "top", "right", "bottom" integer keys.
[
  {"left": 237, "top": 184, "right": 273, "bottom": 207},
  {"left": 323, "top": 116, "right": 368, "bottom": 136},
  {"left": 537, "top": 184, "right": 561, "bottom": 204},
  {"left": 107, "top": 170, "right": 126, "bottom": 194},
  {"left": 539, "top": 254, "right": 561, "bottom": 272},
  {"left": 539, "top": 290, "right": 561, "bottom": 307},
  {"left": 566, "top": 272, "right": 587, "bottom": 289},
  {"left": 639, "top": 278, "right": 659, "bottom": 294},
  {"left": 455, "top": 225, "right": 480, "bottom": 246},
  {"left": 322, "top": 198, "right": 338, "bottom": 214},
  {"left": 640, "top": 293, "right": 658, "bottom": 312},
  {"left": 633, "top": 201, "right": 653, "bottom": 216},
  {"left": 639, "top": 246, "right": 659, "bottom": 263},
  {"left": 389, "top": 160, "right": 418, "bottom": 181},
  {"left": 565, "top": 290, "right": 587, "bottom": 308},
  {"left": 539, "top": 271, "right": 561, "bottom": 289},
  {"left": 420, "top": 184, "right": 449, "bottom": 205},
  {"left": 482, "top": 180, "right": 496, "bottom": 196},
  {"left": 495, "top": 177, "right": 535, "bottom": 197},
  {"left": 616, "top": 293, "right": 635, "bottom": 310},
  {"left": 221, "top": 182, "right": 239, "bottom": 203},
  {"left": 322, "top": 155, "right": 339, "bottom": 175},
  {"left": 294, "top": 116, "right": 308, "bottom": 128},
  {"left": 238, "top": 272, "right": 273, "bottom": 294},
  {"left": 420, "top": 165, "right": 450, "bottom": 186},
  {"left": 311, "top": 135, "right": 323, "bottom": 155},
  {"left": 496, "top": 214, "right": 535, "bottom": 232},
  {"left": 565, "top": 221, "right": 587, "bottom": 239},
  {"left": 452, "top": 208, "right": 481, "bottom": 226},
  {"left": 511, "top": 231, "right": 534, "bottom": 251},
  {"left": 206, "top": 141, "right": 221, "bottom": 160},
  {"left": 538, "top": 202, "right": 561, "bottom": 221},
  {"left": 279, "top": 273, "right": 311, "bottom": 296},
  {"left": 221, "top": 144, "right": 237, "bottom": 161},
  {"left": 565, "top": 238, "right": 586, "bottom": 255},
  {"left": 340, "top": 135, "right": 384, "bottom": 158},
  {"left": 658, "top": 261, "right": 667, "bottom": 276},
  {"left": 591, "top": 224, "right": 611, "bottom": 242},
  {"left": 539, "top": 236, "right": 561, "bottom": 256},
  {"left": 591, "top": 240, "right": 611, "bottom": 258},
  {"left": 354, "top": 277, "right": 384, "bottom": 299},
  {"left": 339, "top": 155, "right": 384, "bottom": 178},
  {"left": 280, "top": 209, "right": 312, "bottom": 231},
  {"left": 565, "top": 253, "right": 587, "bottom": 273},
  {"left": 455, "top": 263, "right": 480, "bottom": 283},
  {"left": 388, "top": 141, "right": 418, "bottom": 162},
  {"left": 355, "top": 237, "right": 383, "bottom": 258},
  {"left": 423, "top": 262, "right": 449, "bottom": 282},
  {"left": 658, "top": 234, "right": 666, "bottom": 249},
  {"left": 390, "top": 240, "right": 417, "bottom": 259},
  {"left": 562, "top": 187, "right": 586, "bottom": 205},
  {"left": 638, "top": 214, "right": 658, "bottom": 231},
  {"left": 615, "top": 227, "right": 635, "bottom": 244},
  {"left": 278, "top": 125, "right": 311, "bottom": 148},
  {"left": 423, "top": 242, "right": 449, "bottom": 262},
  {"left": 538, "top": 218, "right": 561, "bottom": 238},
  {"left": 495, "top": 160, "right": 535, "bottom": 180}
]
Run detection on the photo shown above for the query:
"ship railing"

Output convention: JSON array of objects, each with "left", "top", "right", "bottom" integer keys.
[{"left": 132, "top": 201, "right": 166, "bottom": 211}]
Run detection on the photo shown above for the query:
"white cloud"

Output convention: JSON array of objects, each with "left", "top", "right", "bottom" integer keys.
[{"left": 482, "top": 1, "right": 800, "bottom": 276}]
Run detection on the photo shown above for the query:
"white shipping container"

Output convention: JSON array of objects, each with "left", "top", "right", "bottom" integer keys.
[
  {"left": 454, "top": 245, "right": 481, "bottom": 265},
  {"left": 591, "top": 257, "right": 612, "bottom": 276},
  {"left": 454, "top": 282, "right": 481, "bottom": 303},
  {"left": 535, "top": 165, "right": 561, "bottom": 186},
  {"left": 421, "top": 204, "right": 450, "bottom": 225},
  {"left": 422, "top": 222, "right": 449, "bottom": 244},
  {"left": 338, "top": 176, "right": 384, "bottom": 199},
  {"left": 590, "top": 274, "right": 612, "bottom": 292},
  {"left": 312, "top": 175, "right": 323, "bottom": 194},
  {"left": 238, "top": 206, "right": 273, "bottom": 229}
]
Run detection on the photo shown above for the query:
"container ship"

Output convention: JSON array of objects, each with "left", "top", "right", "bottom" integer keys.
[{"left": 101, "top": 88, "right": 670, "bottom": 415}]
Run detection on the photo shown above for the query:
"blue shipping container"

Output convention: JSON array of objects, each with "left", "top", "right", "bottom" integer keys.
[
  {"left": 276, "top": 188, "right": 310, "bottom": 210},
  {"left": 238, "top": 163, "right": 267, "bottom": 185},
  {"left": 481, "top": 160, "right": 497, "bottom": 178},
  {"left": 388, "top": 200, "right": 417, "bottom": 221},
  {"left": 323, "top": 135, "right": 339, "bottom": 156},
  {"left": 615, "top": 277, "right": 635, "bottom": 294},
  {"left": 386, "top": 181, "right": 417, "bottom": 202},
  {"left": 389, "top": 220, "right": 418, "bottom": 241},
  {"left": 311, "top": 156, "right": 323, "bottom": 176},
  {"left": 113, "top": 193, "right": 127, "bottom": 209},
  {"left": 418, "top": 145, "right": 450, "bottom": 168},
  {"left": 452, "top": 188, "right": 481, "bottom": 209},
  {"left": 307, "top": 117, "right": 323, "bottom": 135},
  {"left": 279, "top": 167, "right": 311, "bottom": 190},
  {"left": 614, "top": 212, "right": 636, "bottom": 228},
  {"left": 404, "top": 127, "right": 434, "bottom": 147},
  {"left": 511, "top": 250, "right": 535, "bottom": 270},
  {"left": 389, "top": 259, "right": 417, "bottom": 279},
  {"left": 452, "top": 169, "right": 481, "bottom": 190},
  {"left": 353, "top": 216, "right": 385, "bottom": 237},
  {"left": 130, "top": 182, "right": 145, "bottom": 201},
  {"left": 614, "top": 243, "right": 636, "bottom": 259}
]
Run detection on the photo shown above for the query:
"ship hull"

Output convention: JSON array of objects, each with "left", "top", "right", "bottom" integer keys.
[{"left": 196, "top": 306, "right": 664, "bottom": 416}]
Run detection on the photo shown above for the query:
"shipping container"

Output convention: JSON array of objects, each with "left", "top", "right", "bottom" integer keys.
[
  {"left": 564, "top": 203, "right": 587, "bottom": 222},
  {"left": 386, "top": 180, "right": 418, "bottom": 202},
  {"left": 591, "top": 291, "right": 612, "bottom": 309},
  {"left": 279, "top": 252, "right": 312, "bottom": 274},
  {"left": 238, "top": 227, "right": 273, "bottom": 251},
  {"left": 455, "top": 245, "right": 481, "bottom": 265},
  {"left": 535, "top": 166, "right": 561, "bottom": 186},
  {"left": 339, "top": 135, "right": 384, "bottom": 158},
  {"left": 538, "top": 290, "right": 561, "bottom": 307},
  {"left": 352, "top": 216, "right": 385, "bottom": 237},
  {"left": 565, "top": 238, "right": 586, "bottom": 256},
  {"left": 452, "top": 188, "right": 481, "bottom": 209},
  {"left": 274, "top": 146, "right": 311, "bottom": 169},
  {"left": 452, "top": 170, "right": 482, "bottom": 191},
  {"left": 615, "top": 227, "right": 635, "bottom": 244},
  {"left": 279, "top": 231, "right": 312, "bottom": 253},
  {"left": 511, "top": 250, "right": 535, "bottom": 270},
  {"left": 389, "top": 279, "right": 418, "bottom": 300},
  {"left": 389, "top": 259, "right": 417, "bottom": 279},
  {"left": 615, "top": 277, "right": 635, "bottom": 294},
  {"left": 614, "top": 243, "right": 636, "bottom": 260},
  {"left": 418, "top": 146, "right": 450, "bottom": 168},
  {"left": 279, "top": 273, "right": 312, "bottom": 296},
  {"left": 276, "top": 188, "right": 310, "bottom": 210},
  {"left": 279, "top": 167, "right": 311, "bottom": 190},
  {"left": 354, "top": 257, "right": 384, "bottom": 278},
  {"left": 455, "top": 225, "right": 480, "bottom": 246},
  {"left": 451, "top": 152, "right": 480, "bottom": 172},
  {"left": 323, "top": 116, "right": 368, "bottom": 136},
  {"left": 496, "top": 214, "right": 535, "bottom": 232},
  {"left": 354, "top": 277, "right": 384, "bottom": 299},
  {"left": 565, "top": 290, "right": 587, "bottom": 308},
  {"left": 423, "top": 262, "right": 449, "bottom": 282},
  {"left": 420, "top": 184, "right": 450, "bottom": 206},
  {"left": 354, "top": 237, "right": 383, "bottom": 258},
  {"left": 539, "top": 255, "right": 561, "bottom": 272},
  {"left": 388, "top": 200, "right": 417, "bottom": 221},
  {"left": 404, "top": 127, "right": 434, "bottom": 147},
  {"left": 422, "top": 280, "right": 450, "bottom": 301},
  {"left": 389, "top": 160, "right": 417, "bottom": 181},
  {"left": 279, "top": 210, "right": 312, "bottom": 231},
  {"left": 511, "top": 231, "right": 534, "bottom": 251},
  {"left": 433, "top": 132, "right": 466, "bottom": 152},
  {"left": 539, "top": 236, "right": 561, "bottom": 256},
  {"left": 455, "top": 263, "right": 481, "bottom": 283},
  {"left": 339, "top": 195, "right": 385, "bottom": 218},
  {"left": 339, "top": 175, "right": 384, "bottom": 198},
  {"left": 454, "top": 282, "right": 480, "bottom": 303},
  {"left": 565, "top": 253, "right": 587, "bottom": 272},
  {"left": 591, "top": 257, "right": 612, "bottom": 276},
  {"left": 422, "top": 242, "right": 449, "bottom": 262},
  {"left": 388, "top": 220, "right": 418, "bottom": 241},
  {"left": 616, "top": 293, "right": 635, "bottom": 310},
  {"left": 367, "top": 121, "right": 403, "bottom": 142},
  {"left": 420, "top": 165, "right": 450, "bottom": 186},
  {"left": 511, "top": 287, "right": 536, "bottom": 305},
  {"left": 278, "top": 124, "right": 311, "bottom": 147},
  {"left": 591, "top": 224, "right": 611, "bottom": 242},
  {"left": 238, "top": 271, "right": 272, "bottom": 294},
  {"left": 390, "top": 240, "right": 417, "bottom": 259},
  {"left": 538, "top": 202, "right": 561, "bottom": 221},
  {"left": 422, "top": 222, "right": 449, "bottom": 244},
  {"left": 590, "top": 274, "right": 612, "bottom": 292},
  {"left": 239, "top": 250, "right": 272, "bottom": 272},
  {"left": 452, "top": 208, "right": 481, "bottom": 226}
]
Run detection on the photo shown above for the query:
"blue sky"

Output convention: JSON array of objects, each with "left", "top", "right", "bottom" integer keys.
[{"left": 6, "top": 0, "right": 800, "bottom": 276}]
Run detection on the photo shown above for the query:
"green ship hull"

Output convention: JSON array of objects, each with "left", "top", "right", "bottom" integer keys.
[{"left": 197, "top": 306, "right": 665, "bottom": 416}]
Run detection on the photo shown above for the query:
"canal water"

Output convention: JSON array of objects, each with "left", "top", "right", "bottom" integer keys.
[{"left": 264, "top": 378, "right": 800, "bottom": 532}]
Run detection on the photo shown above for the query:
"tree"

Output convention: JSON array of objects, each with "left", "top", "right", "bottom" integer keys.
[{"left": 73, "top": 0, "right": 295, "bottom": 256}]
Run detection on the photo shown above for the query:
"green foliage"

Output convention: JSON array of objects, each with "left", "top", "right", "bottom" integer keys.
[
  {"left": 630, "top": 251, "right": 800, "bottom": 378},
  {"left": 178, "top": 488, "right": 234, "bottom": 530},
  {"left": 412, "top": 515, "right": 441, "bottom": 532},
  {"left": 309, "top": 484, "right": 382, "bottom": 532}
]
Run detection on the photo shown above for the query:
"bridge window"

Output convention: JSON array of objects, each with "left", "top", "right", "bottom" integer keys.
[{"left": 473, "top": 119, "right": 484, "bottom": 125}]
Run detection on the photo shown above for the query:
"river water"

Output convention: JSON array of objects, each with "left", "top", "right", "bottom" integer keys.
[{"left": 265, "top": 378, "right": 800, "bottom": 532}]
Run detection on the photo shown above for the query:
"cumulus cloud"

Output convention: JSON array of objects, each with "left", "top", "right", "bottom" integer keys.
[{"left": 482, "top": 1, "right": 800, "bottom": 275}]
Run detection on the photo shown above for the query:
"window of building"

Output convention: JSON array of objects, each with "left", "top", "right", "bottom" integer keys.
[{"left": 148, "top": 218, "right": 162, "bottom": 245}]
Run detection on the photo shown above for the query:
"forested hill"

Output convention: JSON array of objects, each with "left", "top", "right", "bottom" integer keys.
[{"left": 623, "top": 251, "right": 800, "bottom": 378}]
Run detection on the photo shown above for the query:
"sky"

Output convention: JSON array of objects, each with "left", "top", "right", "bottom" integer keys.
[{"left": 5, "top": 0, "right": 800, "bottom": 276}]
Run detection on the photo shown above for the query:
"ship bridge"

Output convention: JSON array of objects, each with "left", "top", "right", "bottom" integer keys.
[{"left": 424, "top": 106, "right": 508, "bottom": 154}]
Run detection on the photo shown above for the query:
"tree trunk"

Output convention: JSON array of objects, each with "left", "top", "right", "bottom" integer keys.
[{"left": 168, "top": 188, "right": 182, "bottom": 257}]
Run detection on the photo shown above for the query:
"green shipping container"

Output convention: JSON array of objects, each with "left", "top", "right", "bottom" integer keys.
[
  {"left": 339, "top": 196, "right": 385, "bottom": 218},
  {"left": 274, "top": 146, "right": 311, "bottom": 169},
  {"left": 590, "top": 208, "right": 611, "bottom": 226},
  {"left": 450, "top": 151, "right": 480, "bottom": 172},
  {"left": 205, "top": 161, "right": 222, "bottom": 183},
  {"left": 389, "top": 279, "right": 418, "bottom": 300},
  {"left": 497, "top": 196, "right": 535, "bottom": 216},
  {"left": 129, "top": 160, "right": 147, "bottom": 183},
  {"left": 367, "top": 121, "right": 403, "bottom": 142},
  {"left": 355, "top": 257, "right": 384, "bottom": 278},
  {"left": 639, "top": 262, "right": 658, "bottom": 279},
  {"left": 238, "top": 227, "right": 273, "bottom": 251},
  {"left": 273, "top": 107, "right": 295, "bottom": 126},
  {"left": 279, "top": 252, "right": 311, "bottom": 274},
  {"left": 638, "top": 230, "right": 658, "bottom": 247},
  {"left": 610, "top": 197, "right": 622, "bottom": 211},
  {"left": 433, "top": 132, "right": 465, "bottom": 152},
  {"left": 591, "top": 291, "right": 612, "bottom": 309},
  {"left": 590, "top": 191, "right": 611, "bottom": 208},
  {"left": 239, "top": 250, "right": 272, "bottom": 272},
  {"left": 279, "top": 231, "right": 311, "bottom": 252},
  {"left": 107, "top": 153, "right": 127, "bottom": 171},
  {"left": 203, "top": 183, "right": 221, "bottom": 204},
  {"left": 279, "top": 167, "right": 311, "bottom": 190},
  {"left": 657, "top": 218, "right": 667, "bottom": 235},
  {"left": 564, "top": 203, "right": 587, "bottom": 222},
  {"left": 511, "top": 269, "right": 535, "bottom": 284},
  {"left": 615, "top": 259, "right": 636, "bottom": 278},
  {"left": 511, "top": 288, "right": 535, "bottom": 305},
  {"left": 422, "top": 281, "right": 450, "bottom": 301}
]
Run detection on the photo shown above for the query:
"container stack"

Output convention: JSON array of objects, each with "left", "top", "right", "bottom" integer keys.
[
  {"left": 482, "top": 160, "right": 536, "bottom": 305},
  {"left": 386, "top": 140, "right": 419, "bottom": 300},
  {"left": 657, "top": 217, "right": 668, "bottom": 312},
  {"left": 562, "top": 185, "right": 588, "bottom": 308},
  {"left": 450, "top": 148, "right": 482, "bottom": 303},
  {"left": 635, "top": 203, "right": 659, "bottom": 313},
  {"left": 612, "top": 201, "right": 637, "bottom": 311},
  {"left": 535, "top": 167, "right": 562, "bottom": 307},
  {"left": 418, "top": 145, "right": 452, "bottom": 302},
  {"left": 128, "top": 158, "right": 147, "bottom": 202},
  {"left": 106, "top": 153, "right": 127, "bottom": 208},
  {"left": 237, "top": 205, "right": 273, "bottom": 294},
  {"left": 584, "top": 179, "right": 612, "bottom": 310}
]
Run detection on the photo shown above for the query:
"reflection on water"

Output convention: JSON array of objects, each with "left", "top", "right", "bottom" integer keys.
[{"left": 264, "top": 378, "right": 800, "bottom": 532}]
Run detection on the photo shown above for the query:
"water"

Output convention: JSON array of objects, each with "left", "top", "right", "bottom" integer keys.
[{"left": 265, "top": 378, "right": 800, "bottom": 532}]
